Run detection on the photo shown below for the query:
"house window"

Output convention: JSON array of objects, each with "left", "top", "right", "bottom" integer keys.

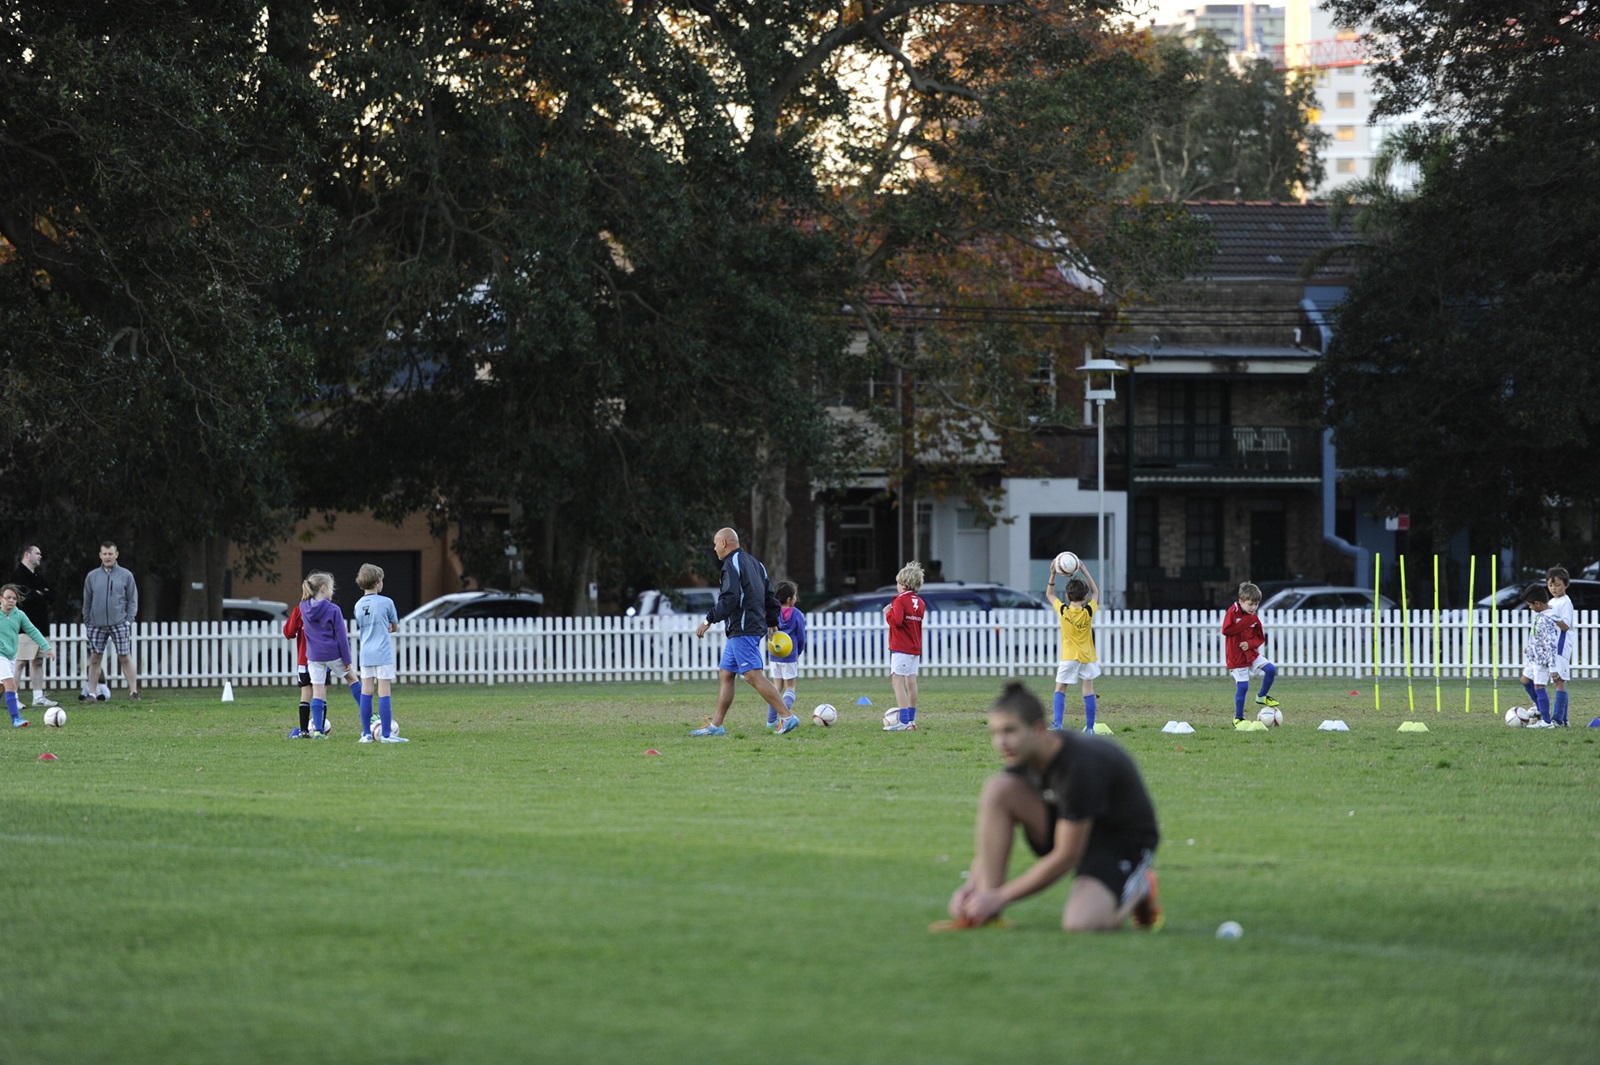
[
  {"left": 1336, "top": 125, "right": 1356, "bottom": 141},
  {"left": 1336, "top": 91, "right": 1356, "bottom": 108},
  {"left": 1336, "top": 158, "right": 1357, "bottom": 174},
  {"left": 1157, "top": 380, "right": 1228, "bottom": 460},
  {"left": 1133, "top": 497, "right": 1159, "bottom": 570},
  {"left": 1185, "top": 498, "right": 1223, "bottom": 569}
]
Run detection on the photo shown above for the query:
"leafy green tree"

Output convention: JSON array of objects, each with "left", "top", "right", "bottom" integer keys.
[
  {"left": 0, "top": 1, "right": 322, "bottom": 617},
  {"left": 1117, "top": 33, "right": 1328, "bottom": 202},
  {"left": 1314, "top": 1, "right": 1600, "bottom": 552}
]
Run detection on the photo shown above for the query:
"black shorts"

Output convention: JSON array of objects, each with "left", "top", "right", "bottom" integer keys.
[{"left": 1028, "top": 818, "right": 1155, "bottom": 903}]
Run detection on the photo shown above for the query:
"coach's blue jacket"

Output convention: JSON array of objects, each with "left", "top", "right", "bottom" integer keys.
[{"left": 706, "top": 549, "right": 780, "bottom": 639}]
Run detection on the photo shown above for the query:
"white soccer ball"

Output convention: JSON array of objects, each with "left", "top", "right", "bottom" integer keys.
[
  {"left": 1504, "top": 707, "right": 1526, "bottom": 727},
  {"left": 1257, "top": 706, "right": 1282, "bottom": 727},
  {"left": 43, "top": 707, "right": 65, "bottom": 727},
  {"left": 883, "top": 707, "right": 902, "bottom": 729},
  {"left": 370, "top": 716, "right": 400, "bottom": 740},
  {"left": 1052, "top": 551, "right": 1080, "bottom": 575},
  {"left": 812, "top": 703, "right": 837, "bottom": 727}
]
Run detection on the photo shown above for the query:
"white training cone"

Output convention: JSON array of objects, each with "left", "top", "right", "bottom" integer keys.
[
  {"left": 1317, "top": 720, "right": 1350, "bottom": 731},
  {"left": 1162, "top": 721, "right": 1195, "bottom": 734},
  {"left": 221, "top": 682, "right": 235, "bottom": 703}
]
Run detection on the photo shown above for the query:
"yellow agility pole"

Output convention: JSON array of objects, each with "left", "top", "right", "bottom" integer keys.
[
  {"left": 1440, "top": 550, "right": 1452, "bottom": 710},
  {"left": 1373, "top": 552, "right": 1381, "bottom": 712},
  {"left": 1401, "top": 554, "right": 1415, "bottom": 713},
  {"left": 1465, "top": 555, "right": 1476, "bottom": 713},
  {"left": 1491, "top": 556, "right": 1500, "bottom": 716}
]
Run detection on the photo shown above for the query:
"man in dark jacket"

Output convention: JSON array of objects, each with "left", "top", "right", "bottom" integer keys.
[
  {"left": 691, "top": 527, "right": 799, "bottom": 735},
  {"left": 12, "top": 543, "right": 56, "bottom": 708}
]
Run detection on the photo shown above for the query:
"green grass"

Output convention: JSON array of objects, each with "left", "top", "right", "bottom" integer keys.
[{"left": 3, "top": 676, "right": 1597, "bottom": 1064}]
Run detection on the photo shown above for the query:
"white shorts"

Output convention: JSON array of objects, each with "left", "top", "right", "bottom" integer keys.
[
  {"left": 15, "top": 633, "right": 42, "bottom": 661},
  {"left": 890, "top": 652, "right": 921, "bottom": 676},
  {"left": 308, "top": 660, "right": 349, "bottom": 685},
  {"left": 0, "top": 658, "right": 12, "bottom": 682},
  {"left": 769, "top": 661, "right": 798, "bottom": 680},
  {"left": 360, "top": 664, "right": 398, "bottom": 681},
  {"left": 1522, "top": 663, "right": 1551, "bottom": 686},
  {"left": 1552, "top": 653, "right": 1571, "bottom": 682},
  {"left": 1056, "top": 660, "right": 1102, "bottom": 685},
  {"left": 1230, "top": 653, "right": 1272, "bottom": 682}
]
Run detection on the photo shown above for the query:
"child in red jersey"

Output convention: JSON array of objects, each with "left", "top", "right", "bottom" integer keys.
[
  {"left": 1220, "top": 581, "right": 1278, "bottom": 722},
  {"left": 882, "top": 561, "right": 927, "bottom": 731}
]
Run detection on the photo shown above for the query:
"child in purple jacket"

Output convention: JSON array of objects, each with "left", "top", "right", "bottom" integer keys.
[{"left": 299, "top": 572, "right": 355, "bottom": 737}]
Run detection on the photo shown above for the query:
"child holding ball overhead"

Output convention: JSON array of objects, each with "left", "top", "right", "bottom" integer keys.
[{"left": 1046, "top": 564, "right": 1100, "bottom": 732}]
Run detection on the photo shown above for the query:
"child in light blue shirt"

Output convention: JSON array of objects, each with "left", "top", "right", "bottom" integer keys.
[{"left": 355, "top": 564, "right": 404, "bottom": 743}]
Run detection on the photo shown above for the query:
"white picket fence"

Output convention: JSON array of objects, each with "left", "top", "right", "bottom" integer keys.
[{"left": 34, "top": 609, "right": 1591, "bottom": 688}]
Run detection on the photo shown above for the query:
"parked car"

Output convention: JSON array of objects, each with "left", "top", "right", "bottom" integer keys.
[
  {"left": 1259, "top": 586, "right": 1395, "bottom": 613},
  {"left": 401, "top": 590, "right": 545, "bottom": 622},
  {"left": 815, "top": 582, "right": 1047, "bottom": 614},
  {"left": 1477, "top": 579, "right": 1600, "bottom": 611},
  {"left": 222, "top": 597, "right": 291, "bottom": 624},
  {"left": 625, "top": 587, "right": 721, "bottom": 617}
]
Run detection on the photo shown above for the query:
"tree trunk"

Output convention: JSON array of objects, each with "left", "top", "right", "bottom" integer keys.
[
  {"left": 751, "top": 453, "right": 791, "bottom": 582},
  {"left": 177, "top": 534, "right": 229, "bottom": 621}
]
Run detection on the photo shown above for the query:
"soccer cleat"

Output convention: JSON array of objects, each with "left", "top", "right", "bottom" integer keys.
[
  {"left": 1255, "top": 695, "right": 1280, "bottom": 708},
  {"left": 1131, "top": 870, "right": 1164, "bottom": 931},
  {"left": 32, "top": 694, "right": 58, "bottom": 708},
  {"left": 129, "top": 691, "right": 141, "bottom": 702},
  {"left": 379, "top": 733, "right": 409, "bottom": 743},
  {"left": 689, "top": 720, "right": 726, "bottom": 737},
  {"left": 79, "top": 689, "right": 90, "bottom": 702},
  {"left": 777, "top": 714, "right": 800, "bottom": 735},
  {"left": 928, "top": 915, "right": 1009, "bottom": 932},
  {"left": 288, "top": 728, "right": 305, "bottom": 739},
  {"left": 883, "top": 721, "right": 917, "bottom": 732},
  {"left": 1526, "top": 720, "right": 1555, "bottom": 729},
  {"left": 11, "top": 718, "right": 28, "bottom": 728},
  {"left": 310, "top": 729, "right": 328, "bottom": 739}
]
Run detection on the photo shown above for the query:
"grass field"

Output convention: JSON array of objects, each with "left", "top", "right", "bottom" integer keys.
[{"left": 3, "top": 674, "right": 1597, "bottom": 1064}]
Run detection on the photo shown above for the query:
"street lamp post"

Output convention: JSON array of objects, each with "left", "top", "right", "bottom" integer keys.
[{"left": 1079, "top": 353, "right": 1126, "bottom": 600}]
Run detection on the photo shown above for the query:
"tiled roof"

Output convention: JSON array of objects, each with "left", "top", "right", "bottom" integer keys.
[{"left": 1185, "top": 201, "right": 1360, "bottom": 281}]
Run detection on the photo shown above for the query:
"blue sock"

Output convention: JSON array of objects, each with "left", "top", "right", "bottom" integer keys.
[
  {"left": 1235, "top": 681, "right": 1248, "bottom": 719},
  {"left": 1535, "top": 689, "right": 1551, "bottom": 723},
  {"left": 350, "top": 681, "right": 363, "bottom": 705},
  {"left": 1259, "top": 662, "right": 1276, "bottom": 697},
  {"left": 1553, "top": 689, "right": 1568, "bottom": 725},
  {"left": 782, "top": 690, "right": 795, "bottom": 712},
  {"left": 1522, "top": 678, "right": 1539, "bottom": 704},
  {"left": 379, "top": 695, "right": 393, "bottom": 738},
  {"left": 5, "top": 690, "right": 20, "bottom": 721},
  {"left": 767, "top": 704, "right": 778, "bottom": 725},
  {"left": 903, "top": 705, "right": 916, "bottom": 723},
  {"left": 1052, "top": 691, "right": 1066, "bottom": 729},
  {"left": 311, "top": 698, "right": 326, "bottom": 732},
  {"left": 1084, "top": 694, "right": 1097, "bottom": 730},
  {"left": 360, "top": 693, "right": 374, "bottom": 737}
]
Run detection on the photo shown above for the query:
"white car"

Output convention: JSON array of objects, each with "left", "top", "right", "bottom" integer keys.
[
  {"left": 625, "top": 588, "right": 720, "bottom": 617},
  {"left": 401, "top": 590, "right": 545, "bottom": 622},
  {"left": 1260, "top": 586, "right": 1395, "bottom": 612},
  {"left": 222, "top": 597, "right": 291, "bottom": 624}
]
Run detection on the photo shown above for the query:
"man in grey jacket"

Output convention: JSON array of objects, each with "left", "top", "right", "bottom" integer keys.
[{"left": 82, "top": 541, "right": 140, "bottom": 701}]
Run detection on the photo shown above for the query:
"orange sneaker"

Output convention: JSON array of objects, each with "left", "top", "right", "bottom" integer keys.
[{"left": 1131, "top": 870, "right": 1163, "bottom": 931}]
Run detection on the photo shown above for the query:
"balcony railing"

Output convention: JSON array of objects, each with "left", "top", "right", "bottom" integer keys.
[{"left": 1130, "top": 425, "right": 1320, "bottom": 474}]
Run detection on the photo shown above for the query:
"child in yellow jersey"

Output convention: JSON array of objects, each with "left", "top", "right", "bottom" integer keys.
[{"left": 1046, "top": 566, "right": 1100, "bottom": 731}]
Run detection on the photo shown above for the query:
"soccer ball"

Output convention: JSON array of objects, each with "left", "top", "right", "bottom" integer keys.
[
  {"left": 768, "top": 631, "right": 794, "bottom": 657},
  {"left": 43, "top": 707, "right": 65, "bottom": 727},
  {"left": 883, "top": 707, "right": 903, "bottom": 729},
  {"left": 371, "top": 716, "right": 401, "bottom": 740},
  {"left": 1257, "top": 706, "right": 1282, "bottom": 727},
  {"left": 1504, "top": 707, "right": 1526, "bottom": 727},
  {"left": 812, "top": 703, "right": 837, "bottom": 727},
  {"left": 1052, "top": 551, "right": 1081, "bottom": 576}
]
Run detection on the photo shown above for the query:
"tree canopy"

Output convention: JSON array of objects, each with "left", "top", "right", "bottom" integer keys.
[
  {"left": 3, "top": 1, "right": 1215, "bottom": 612},
  {"left": 1315, "top": 1, "right": 1600, "bottom": 552}
]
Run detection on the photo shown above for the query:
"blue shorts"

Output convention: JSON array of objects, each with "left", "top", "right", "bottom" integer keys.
[{"left": 720, "top": 635, "right": 765, "bottom": 675}]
